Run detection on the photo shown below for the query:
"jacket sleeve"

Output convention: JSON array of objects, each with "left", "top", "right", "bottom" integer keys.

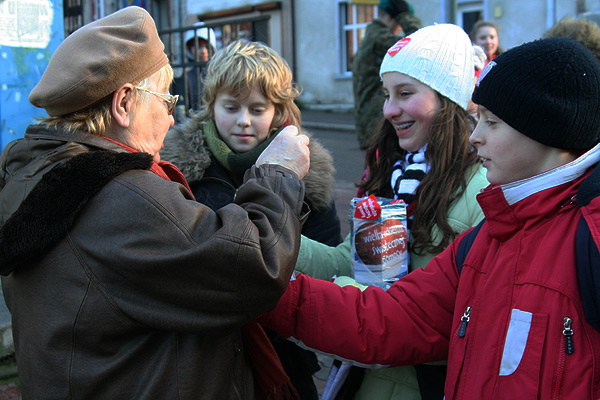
[
  {"left": 76, "top": 164, "right": 306, "bottom": 335},
  {"left": 294, "top": 233, "right": 353, "bottom": 280},
  {"left": 262, "top": 240, "right": 462, "bottom": 367}
]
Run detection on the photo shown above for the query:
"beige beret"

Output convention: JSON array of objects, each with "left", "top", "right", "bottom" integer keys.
[{"left": 29, "top": 6, "right": 169, "bottom": 116}]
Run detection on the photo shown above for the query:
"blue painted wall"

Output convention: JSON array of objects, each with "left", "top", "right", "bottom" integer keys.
[{"left": 0, "top": 1, "right": 64, "bottom": 149}]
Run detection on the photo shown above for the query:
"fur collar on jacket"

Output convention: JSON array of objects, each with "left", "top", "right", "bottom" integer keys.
[
  {"left": 161, "top": 117, "right": 336, "bottom": 209},
  {"left": 0, "top": 151, "right": 154, "bottom": 275}
]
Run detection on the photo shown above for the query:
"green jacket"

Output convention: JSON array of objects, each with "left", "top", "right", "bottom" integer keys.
[
  {"left": 294, "top": 164, "right": 488, "bottom": 399},
  {"left": 296, "top": 164, "right": 488, "bottom": 278},
  {"left": 352, "top": 13, "right": 422, "bottom": 150}
]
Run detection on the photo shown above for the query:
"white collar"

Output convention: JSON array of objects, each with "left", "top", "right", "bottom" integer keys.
[{"left": 501, "top": 143, "right": 600, "bottom": 206}]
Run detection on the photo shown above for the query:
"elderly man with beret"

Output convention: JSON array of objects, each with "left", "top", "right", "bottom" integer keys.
[{"left": 0, "top": 6, "right": 309, "bottom": 399}]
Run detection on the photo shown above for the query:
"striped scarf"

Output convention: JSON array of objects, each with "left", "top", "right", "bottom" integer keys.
[{"left": 390, "top": 145, "right": 430, "bottom": 205}]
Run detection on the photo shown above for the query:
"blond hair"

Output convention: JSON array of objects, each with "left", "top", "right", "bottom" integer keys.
[
  {"left": 36, "top": 64, "right": 174, "bottom": 137},
  {"left": 198, "top": 40, "right": 301, "bottom": 129},
  {"left": 544, "top": 17, "right": 600, "bottom": 63}
]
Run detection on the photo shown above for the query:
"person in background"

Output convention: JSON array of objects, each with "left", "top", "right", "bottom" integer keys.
[
  {"left": 0, "top": 7, "right": 310, "bottom": 399},
  {"left": 184, "top": 22, "right": 217, "bottom": 112},
  {"left": 160, "top": 39, "right": 342, "bottom": 399},
  {"left": 544, "top": 16, "right": 600, "bottom": 63},
  {"left": 295, "top": 24, "right": 488, "bottom": 400},
  {"left": 470, "top": 20, "right": 503, "bottom": 78},
  {"left": 352, "top": 0, "right": 422, "bottom": 150},
  {"left": 261, "top": 36, "right": 600, "bottom": 400}
]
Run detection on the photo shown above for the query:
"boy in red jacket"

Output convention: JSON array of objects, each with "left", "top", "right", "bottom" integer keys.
[{"left": 261, "top": 35, "right": 600, "bottom": 399}]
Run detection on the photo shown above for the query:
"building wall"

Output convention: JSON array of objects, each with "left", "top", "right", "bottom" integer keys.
[
  {"left": 293, "top": 0, "right": 600, "bottom": 107},
  {"left": 484, "top": 0, "right": 600, "bottom": 51},
  {"left": 293, "top": 0, "right": 354, "bottom": 106}
]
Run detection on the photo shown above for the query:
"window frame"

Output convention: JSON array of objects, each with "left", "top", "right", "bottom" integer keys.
[
  {"left": 457, "top": 0, "right": 485, "bottom": 36},
  {"left": 336, "top": 0, "right": 379, "bottom": 79}
]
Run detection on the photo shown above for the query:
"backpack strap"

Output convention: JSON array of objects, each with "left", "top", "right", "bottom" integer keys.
[
  {"left": 576, "top": 161, "right": 600, "bottom": 333},
  {"left": 576, "top": 215, "right": 600, "bottom": 332},
  {"left": 455, "top": 219, "right": 486, "bottom": 276}
]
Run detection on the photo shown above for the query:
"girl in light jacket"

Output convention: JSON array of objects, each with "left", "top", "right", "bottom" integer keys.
[{"left": 295, "top": 24, "right": 488, "bottom": 400}]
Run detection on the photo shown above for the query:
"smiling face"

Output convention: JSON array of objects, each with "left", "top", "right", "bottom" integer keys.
[
  {"left": 382, "top": 72, "right": 441, "bottom": 153},
  {"left": 474, "top": 26, "right": 499, "bottom": 59},
  {"left": 470, "top": 106, "right": 577, "bottom": 185},
  {"left": 214, "top": 87, "right": 276, "bottom": 153}
]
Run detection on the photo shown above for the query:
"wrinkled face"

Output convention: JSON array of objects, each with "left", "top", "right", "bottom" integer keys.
[
  {"left": 214, "top": 87, "right": 276, "bottom": 153},
  {"left": 470, "top": 106, "right": 573, "bottom": 185},
  {"left": 129, "top": 77, "right": 175, "bottom": 162},
  {"left": 475, "top": 26, "right": 499, "bottom": 59},
  {"left": 382, "top": 72, "right": 441, "bottom": 153}
]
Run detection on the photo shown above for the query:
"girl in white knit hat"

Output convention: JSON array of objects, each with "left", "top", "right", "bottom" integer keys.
[{"left": 293, "top": 23, "right": 488, "bottom": 400}]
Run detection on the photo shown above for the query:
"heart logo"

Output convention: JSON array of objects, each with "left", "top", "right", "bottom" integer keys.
[
  {"left": 354, "top": 195, "right": 381, "bottom": 220},
  {"left": 387, "top": 38, "right": 411, "bottom": 56},
  {"left": 354, "top": 218, "right": 407, "bottom": 266}
]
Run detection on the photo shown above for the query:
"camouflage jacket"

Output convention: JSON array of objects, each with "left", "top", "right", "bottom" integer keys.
[{"left": 352, "top": 13, "right": 422, "bottom": 149}]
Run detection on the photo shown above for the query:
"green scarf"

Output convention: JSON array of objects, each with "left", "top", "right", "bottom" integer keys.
[{"left": 203, "top": 120, "right": 281, "bottom": 174}]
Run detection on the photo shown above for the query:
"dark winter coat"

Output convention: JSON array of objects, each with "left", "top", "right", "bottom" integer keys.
[
  {"left": 161, "top": 117, "right": 343, "bottom": 399},
  {"left": 161, "top": 117, "right": 343, "bottom": 246},
  {"left": 0, "top": 124, "right": 307, "bottom": 399}
]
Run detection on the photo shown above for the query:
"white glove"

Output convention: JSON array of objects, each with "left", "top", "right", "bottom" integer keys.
[{"left": 255, "top": 125, "right": 310, "bottom": 179}]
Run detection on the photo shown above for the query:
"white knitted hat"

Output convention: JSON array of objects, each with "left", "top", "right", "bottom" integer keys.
[{"left": 380, "top": 23, "right": 475, "bottom": 110}]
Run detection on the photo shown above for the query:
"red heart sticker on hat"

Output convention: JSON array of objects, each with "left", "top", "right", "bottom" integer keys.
[{"left": 387, "top": 38, "right": 411, "bottom": 56}]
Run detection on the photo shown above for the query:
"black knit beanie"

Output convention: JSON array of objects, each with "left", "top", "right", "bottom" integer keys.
[
  {"left": 380, "top": 0, "right": 411, "bottom": 19},
  {"left": 472, "top": 37, "right": 600, "bottom": 150}
]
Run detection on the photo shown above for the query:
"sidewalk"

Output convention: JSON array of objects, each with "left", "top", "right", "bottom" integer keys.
[{"left": 301, "top": 108, "right": 356, "bottom": 133}]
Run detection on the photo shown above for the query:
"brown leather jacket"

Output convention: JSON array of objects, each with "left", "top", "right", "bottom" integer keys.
[{"left": 0, "top": 125, "right": 306, "bottom": 399}]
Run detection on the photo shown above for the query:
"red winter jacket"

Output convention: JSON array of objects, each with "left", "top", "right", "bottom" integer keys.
[{"left": 261, "top": 148, "right": 600, "bottom": 399}]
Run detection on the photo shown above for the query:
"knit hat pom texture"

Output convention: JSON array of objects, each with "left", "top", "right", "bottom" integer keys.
[
  {"left": 379, "top": 23, "right": 475, "bottom": 110},
  {"left": 472, "top": 37, "right": 600, "bottom": 150}
]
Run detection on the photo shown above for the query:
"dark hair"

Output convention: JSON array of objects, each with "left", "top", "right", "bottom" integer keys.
[
  {"left": 381, "top": 0, "right": 410, "bottom": 19},
  {"left": 359, "top": 95, "right": 479, "bottom": 255}
]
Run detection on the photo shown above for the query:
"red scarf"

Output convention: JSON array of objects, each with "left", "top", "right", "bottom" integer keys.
[
  {"left": 243, "top": 320, "right": 300, "bottom": 399},
  {"left": 103, "top": 137, "right": 194, "bottom": 195},
  {"left": 103, "top": 137, "right": 299, "bottom": 399}
]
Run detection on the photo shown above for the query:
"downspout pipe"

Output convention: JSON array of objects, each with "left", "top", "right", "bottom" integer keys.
[{"left": 547, "top": 0, "right": 556, "bottom": 30}]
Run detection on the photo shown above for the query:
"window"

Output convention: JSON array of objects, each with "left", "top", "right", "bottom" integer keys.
[
  {"left": 457, "top": 1, "right": 484, "bottom": 37},
  {"left": 337, "top": 0, "right": 378, "bottom": 77}
]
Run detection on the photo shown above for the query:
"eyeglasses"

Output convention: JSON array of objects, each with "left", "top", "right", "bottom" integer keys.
[{"left": 134, "top": 87, "right": 179, "bottom": 115}]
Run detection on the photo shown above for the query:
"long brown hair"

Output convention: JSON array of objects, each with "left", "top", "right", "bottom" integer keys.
[{"left": 359, "top": 94, "right": 478, "bottom": 255}]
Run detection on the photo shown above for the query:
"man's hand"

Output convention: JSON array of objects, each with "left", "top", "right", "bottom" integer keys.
[{"left": 256, "top": 126, "right": 310, "bottom": 179}]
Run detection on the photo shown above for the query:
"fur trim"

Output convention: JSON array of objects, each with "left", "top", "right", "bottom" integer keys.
[
  {"left": 161, "top": 119, "right": 336, "bottom": 209},
  {"left": 0, "top": 151, "right": 153, "bottom": 275},
  {"left": 160, "top": 116, "right": 212, "bottom": 184}
]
